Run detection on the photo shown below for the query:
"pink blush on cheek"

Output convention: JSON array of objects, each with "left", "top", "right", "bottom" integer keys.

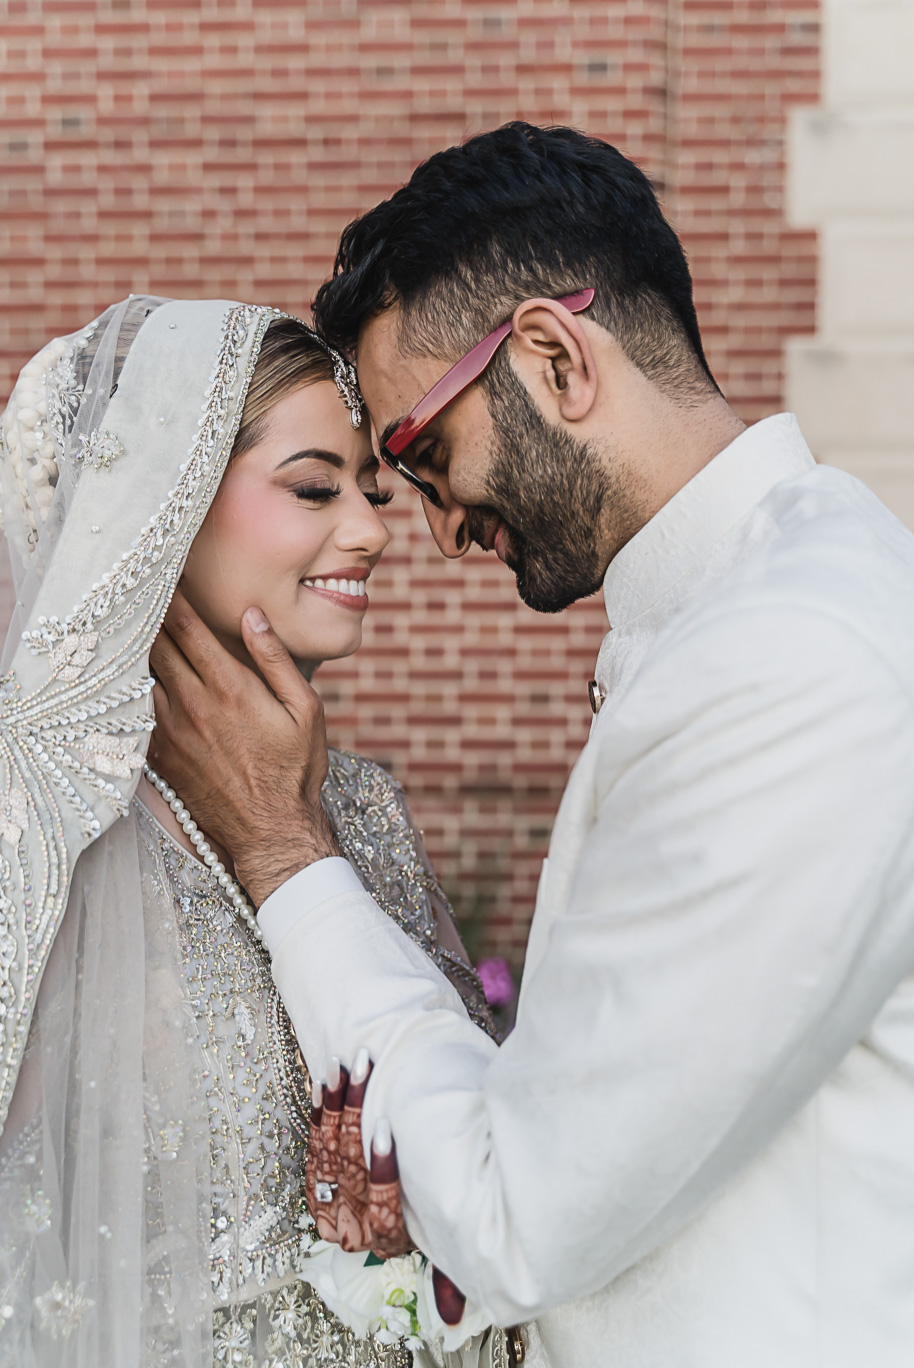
[
  {"left": 211, "top": 477, "right": 290, "bottom": 563},
  {"left": 209, "top": 472, "right": 276, "bottom": 539},
  {"left": 205, "top": 474, "right": 328, "bottom": 599}
]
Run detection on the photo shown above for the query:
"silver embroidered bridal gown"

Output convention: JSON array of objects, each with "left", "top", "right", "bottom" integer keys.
[
  {"left": 0, "top": 299, "right": 509, "bottom": 1368},
  {"left": 136, "top": 748, "right": 500, "bottom": 1368}
]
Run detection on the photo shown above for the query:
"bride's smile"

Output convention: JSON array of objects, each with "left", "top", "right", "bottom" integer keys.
[
  {"left": 300, "top": 565, "right": 370, "bottom": 608},
  {"left": 181, "top": 376, "right": 391, "bottom": 673}
]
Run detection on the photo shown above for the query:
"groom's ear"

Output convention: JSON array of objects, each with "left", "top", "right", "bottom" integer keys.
[{"left": 509, "top": 298, "right": 599, "bottom": 425}]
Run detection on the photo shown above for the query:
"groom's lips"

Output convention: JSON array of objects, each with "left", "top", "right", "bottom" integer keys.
[
  {"left": 473, "top": 515, "right": 512, "bottom": 566},
  {"left": 478, "top": 516, "right": 503, "bottom": 554},
  {"left": 493, "top": 523, "right": 509, "bottom": 563}
]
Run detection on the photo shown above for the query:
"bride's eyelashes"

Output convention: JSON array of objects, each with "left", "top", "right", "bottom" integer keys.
[
  {"left": 292, "top": 482, "right": 394, "bottom": 509},
  {"left": 294, "top": 482, "right": 342, "bottom": 504},
  {"left": 365, "top": 488, "right": 394, "bottom": 508}
]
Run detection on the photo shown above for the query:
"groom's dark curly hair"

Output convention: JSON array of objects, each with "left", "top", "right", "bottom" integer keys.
[{"left": 313, "top": 122, "right": 718, "bottom": 401}]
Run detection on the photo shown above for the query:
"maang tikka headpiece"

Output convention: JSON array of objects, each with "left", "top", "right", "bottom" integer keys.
[{"left": 302, "top": 325, "right": 364, "bottom": 429}]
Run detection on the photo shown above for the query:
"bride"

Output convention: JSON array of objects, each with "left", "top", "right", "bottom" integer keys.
[{"left": 0, "top": 296, "right": 508, "bottom": 1367}]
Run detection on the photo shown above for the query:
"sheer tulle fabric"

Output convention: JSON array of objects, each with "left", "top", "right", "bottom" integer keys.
[{"left": 0, "top": 817, "right": 214, "bottom": 1365}]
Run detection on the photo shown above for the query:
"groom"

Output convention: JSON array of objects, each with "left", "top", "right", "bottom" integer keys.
[{"left": 150, "top": 124, "right": 914, "bottom": 1365}]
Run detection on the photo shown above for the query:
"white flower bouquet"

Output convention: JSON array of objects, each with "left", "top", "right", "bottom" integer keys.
[{"left": 304, "top": 1241, "right": 492, "bottom": 1353}]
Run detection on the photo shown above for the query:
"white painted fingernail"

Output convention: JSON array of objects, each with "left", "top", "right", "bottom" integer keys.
[
  {"left": 351, "top": 1047, "right": 370, "bottom": 1085},
  {"left": 312, "top": 1080, "right": 323, "bottom": 1109},
  {"left": 326, "top": 1056, "right": 341, "bottom": 1092},
  {"left": 372, "top": 1117, "right": 392, "bottom": 1156}
]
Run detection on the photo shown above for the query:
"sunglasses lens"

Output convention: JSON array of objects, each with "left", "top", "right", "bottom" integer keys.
[{"left": 382, "top": 449, "right": 442, "bottom": 507}]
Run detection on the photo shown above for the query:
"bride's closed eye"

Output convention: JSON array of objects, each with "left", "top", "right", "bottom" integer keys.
[
  {"left": 294, "top": 482, "right": 342, "bottom": 504},
  {"left": 292, "top": 482, "right": 394, "bottom": 509}
]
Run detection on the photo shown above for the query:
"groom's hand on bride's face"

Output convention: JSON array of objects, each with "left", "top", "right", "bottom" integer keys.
[{"left": 149, "top": 590, "right": 341, "bottom": 904}]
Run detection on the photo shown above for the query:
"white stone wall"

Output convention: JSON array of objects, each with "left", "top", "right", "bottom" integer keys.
[{"left": 786, "top": 0, "right": 914, "bottom": 523}]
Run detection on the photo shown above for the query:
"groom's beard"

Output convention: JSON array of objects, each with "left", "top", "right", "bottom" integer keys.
[{"left": 471, "top": 361, "right": 621, "bottom": 614}]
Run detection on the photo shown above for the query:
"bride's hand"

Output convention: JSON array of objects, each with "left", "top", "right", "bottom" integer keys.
[
  {"left": 306, "top": 1051, "right": 413, "bottom": 1258},
  {"left": 149, "top": 589, "right": 341, "bottom": 904},
  {"left": 307, "top": 1051, "right": 469, "bottom": 1326}
]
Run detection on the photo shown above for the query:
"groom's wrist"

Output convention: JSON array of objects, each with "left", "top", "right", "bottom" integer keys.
[{"left": 240, "top": 808, "right": 342, "bottom": 907}]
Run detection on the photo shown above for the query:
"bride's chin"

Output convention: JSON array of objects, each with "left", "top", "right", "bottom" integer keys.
[{"left": 279, "top": 627, "right": 364, "bottom": 673}]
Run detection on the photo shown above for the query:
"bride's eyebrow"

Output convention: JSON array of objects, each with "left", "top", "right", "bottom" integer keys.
[{"left": 275, "top": 448, "right": 344, "bottom": 471}]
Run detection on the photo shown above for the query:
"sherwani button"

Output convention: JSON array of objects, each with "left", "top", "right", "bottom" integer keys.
[{"left": 588, "top": 679, "right": 606, "bottom": 715}]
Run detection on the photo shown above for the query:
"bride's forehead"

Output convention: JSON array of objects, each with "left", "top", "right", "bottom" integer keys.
[{"left": 262, "top": 383, "right": 370, "bottom": 444}]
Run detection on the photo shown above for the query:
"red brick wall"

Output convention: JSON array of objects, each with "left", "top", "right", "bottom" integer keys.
[{"left": 0, "top": 0, "right": 818, "bottom": 966}]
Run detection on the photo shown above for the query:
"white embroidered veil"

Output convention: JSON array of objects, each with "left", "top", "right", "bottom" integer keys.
[{"left": 0, "top": 296, "right": 287, "bottom": 1365}]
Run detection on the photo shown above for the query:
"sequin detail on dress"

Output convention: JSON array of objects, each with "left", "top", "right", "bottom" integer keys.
[{"left": 322, "top": 750, "right": 492, "bottom": 1033}]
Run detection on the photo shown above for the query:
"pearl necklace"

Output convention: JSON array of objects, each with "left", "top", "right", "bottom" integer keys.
[{"left": 143, "top": 763, "right": 264, "bottom": 944}]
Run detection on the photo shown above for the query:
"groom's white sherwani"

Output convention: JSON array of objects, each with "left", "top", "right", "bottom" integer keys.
[{"left": 261, "top": 414, "right": 914, "bottom": 1367}]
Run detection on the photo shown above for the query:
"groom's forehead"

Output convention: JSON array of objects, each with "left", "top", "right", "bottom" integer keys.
[{"left": 356, "top": 308, "right": 449, "bottom": 431}]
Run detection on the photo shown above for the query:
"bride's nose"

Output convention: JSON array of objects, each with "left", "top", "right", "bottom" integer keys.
[{"left": 334, "top": 494, "right": 390, "bottom": 558}]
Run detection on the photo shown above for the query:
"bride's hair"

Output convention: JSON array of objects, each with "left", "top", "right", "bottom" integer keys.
[{"left": 232, "top": 318, "right": 338, "bottom": 459}]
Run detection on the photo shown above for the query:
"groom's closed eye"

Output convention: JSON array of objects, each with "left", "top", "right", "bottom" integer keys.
[{"left": 414, "top": 440, "right": 446, "bottom": 471}]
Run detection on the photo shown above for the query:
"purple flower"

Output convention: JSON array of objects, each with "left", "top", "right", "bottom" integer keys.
[{"left": 476, "top": 957, "right": 515, "bottom": 1008}]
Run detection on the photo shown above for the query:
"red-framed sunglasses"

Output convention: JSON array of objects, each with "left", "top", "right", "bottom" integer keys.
[{"left": 379, "top": 287, "right": 595, "bottom": 507}]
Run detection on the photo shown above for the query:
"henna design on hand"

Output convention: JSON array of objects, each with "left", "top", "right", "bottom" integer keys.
[
  {"left": 311, "top": 1052, "right": 413, "bottom": 1261},
  {"left": 314, "top": 1060, "right": 348, "bottom": 1243},
  {"left": 368, "top": 1121, "right": 412, "bottom": 1259},
  {"left": 337, "top": 1052, "right": 373, "bottom": 1251}
]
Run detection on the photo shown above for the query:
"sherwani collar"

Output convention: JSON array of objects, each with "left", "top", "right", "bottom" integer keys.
[{"left": 601, "top": 412, "right": 815, "bottom": 631}]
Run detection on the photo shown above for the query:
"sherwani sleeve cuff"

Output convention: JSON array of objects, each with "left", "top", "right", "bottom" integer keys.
[{"left": 258, "top": 856, "right": 366, "bottom": 956}]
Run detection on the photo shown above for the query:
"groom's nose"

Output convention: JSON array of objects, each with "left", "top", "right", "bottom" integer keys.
[{"left": 421, "top": 482, "right": 472, "bottom": 558}]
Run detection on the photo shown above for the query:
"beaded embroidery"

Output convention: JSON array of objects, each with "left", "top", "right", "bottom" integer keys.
[
  {"left": 33, "top": 1281, "right": 94, "bottom": 1340},
  {"left": 212, "top": 1289, "right": 411, "bottom": 1368},
  {"left": 75, "top": 428, "right": 124, "bottom": 472},
  {"left": 22, "top": 305, "right": 266, "bottom": 659},
  {"left": 323, "top": 750, "right": 492, "bottom": 1032}
]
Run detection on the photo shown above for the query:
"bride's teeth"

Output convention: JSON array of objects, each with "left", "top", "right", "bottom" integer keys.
[{"left": 303, "top": 576, "right": 367, "bottom": 597}]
